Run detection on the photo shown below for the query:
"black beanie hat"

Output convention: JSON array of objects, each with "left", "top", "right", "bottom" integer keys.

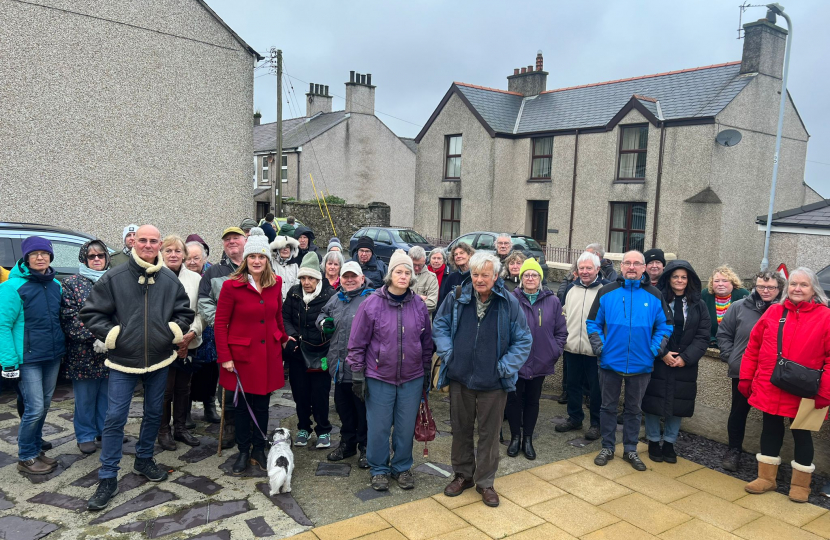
[
  {"left": 356, "top": 235, "right": 375, "bottom": 253},
  {"left": 643, "top": 248, "right": 666, "bottom": 266}
]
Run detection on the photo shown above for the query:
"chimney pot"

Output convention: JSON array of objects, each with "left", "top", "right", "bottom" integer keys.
[
  {"left": 536, "top": 52, "right": 543, "bottom": 71},
  {"left": 514, "top": 68, "right": 520, "bottom": 75},
  {"left": 528, "top": 65, "right": 533, "bottom": 72},
  {"left": 350, "top": 70, "right": 355, "bottom": 83},
  {"left": 314, "top": 84, "right": 318, "bottom": 94},
  {"left": 521, "top": 67, "right": 526, "bottom": 74},
  {"left": 367, "top": 73, "right": 372, "bottom": 85},
  {"left": 309, "top": 82, "right": 314, "bottom": 93},
  {"left": 324, "top": 85, "right": 329, "bottom": 96},
  {"left": 740, "top": 19, "right": 788, "bottom": 78}
]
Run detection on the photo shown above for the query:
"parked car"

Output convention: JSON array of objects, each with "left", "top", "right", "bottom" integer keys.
[
  {"left": 349, "top": 227, "right": 436, "bottom": 263},
  {"left": 818, "top": 264, "right": 830, "bottom": 298},
  {"left": 0, "top": 222, "right": 113, "bottom": 280},
  {"left": 446, "top": 231, "right": 549, "bottom": 281},
  {"left": 274, "top": 218, "right": 305, "bottom": 233}
]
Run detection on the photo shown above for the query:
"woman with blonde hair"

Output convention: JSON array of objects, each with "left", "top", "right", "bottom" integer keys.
[
  {"left": 701, "top": 265, "right": 749, "bottom": 347},
  {"left": 157, "top": 235, "right": 205, "bottom": 450},
  {"left": 501, "top": 251, "right": 527, "bottom": 293}
]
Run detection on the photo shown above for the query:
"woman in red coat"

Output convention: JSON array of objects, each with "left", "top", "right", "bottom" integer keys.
[
  {"left": 739, "top": 267, "right": 830, "bottom": 503},
  {"left": 214, "top": 232, "right": 288, "bottom": 475}
]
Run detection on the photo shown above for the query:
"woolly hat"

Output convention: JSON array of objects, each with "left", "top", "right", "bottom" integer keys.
[
  {"left": 123, "top": 224, "right": 138, "bottom": 242},
  {"left": 340, "top": 260, "right": 363, "bottom": 277},
  {"left": 242, "top": 227, "right": 271, "bottom": 261},
  {"left": 297, "top": 252, "right": 322, "bottom": 280},
  {"left": 21, "top": 236, "right": 54, "bottom": 262},
  {"left": 643, "top": 248, "right": 666, "bottom": 266},
  {"left": 327, "top": 237, "right": 343, "bottom": 252},
  {"left": 186, "top": 233, "right": 210, "bottom": 257},
  {"left": 78, "top": 239, "right": 110, "bottom": 267},
  {"left": 239, "top": 217, "right": 258, "bottom": 231},
  {"left": 519, "top": 258, "right": 544, "bottom": 279},
  {"left": 387, "top": 249, "right": 413, "bottom": 275},
  {"left": 355, "top": 235, "right": 374, "bottom": 254}
]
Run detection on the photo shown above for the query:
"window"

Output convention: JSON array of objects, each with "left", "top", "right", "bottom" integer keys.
[
  {"left": 440, "top": 198, "right": 461, "bottom": 241},
  {"left": 445, "top": 135, "right": 462, "bottom": 179},
  {"left": 617, "top": 125, "right": 649, "bottom": 181},
  {"left": 0, "top": 238, "right": 14, "bottom": 268},
  {"left": 281, "top": 155, "right": 288, "bottom": 183},
  {"left": 609, "top": 202, "right": 647, "bottom": 253},
  {"left": 530, "top": 137, "right": 553, "bottom": 180},
  {"left": 376, "top": 230, "right": 392, "bottom": 245},
  {"left": 393, "top": 230, "right": 428, "bottom": 244},
  {"left": 261, "top": 157, "right": 269, "bottom": 183},
  {"left": 475, "top": 234, "right": 495, "bottom": 251}
]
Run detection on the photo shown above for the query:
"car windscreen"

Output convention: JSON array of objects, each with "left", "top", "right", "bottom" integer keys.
[
  {"left": 394, "top": 230, "right": 428, "bottom": 244},
  {"left": 512, "top": 237, "right": 542, "bottom": 251}
]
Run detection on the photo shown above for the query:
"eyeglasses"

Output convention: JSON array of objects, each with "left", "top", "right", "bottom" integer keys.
[
  {"left": 756, "top": 285, "right": 779, "bottom": 291},
  {"left": 137, "top": 239, "right": 159, "bottom": 245},
  {"left": 522, "top": 273, "right": 540, "bottom": 280},
  {"left": 621, "top": 262, "right": 644, "bottom": 268},
  {"left": 30, "top": 252, "right": 50, "bottom": 259},
  {"left": 187, "top": 256, "right": 203, "bottom": 262},
  {"left": 87, "top": 253, "right": 106, "bottom": 260}
]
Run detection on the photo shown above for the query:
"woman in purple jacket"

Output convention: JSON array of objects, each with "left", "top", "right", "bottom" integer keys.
[
  {"left": 506, "top": 259, "right": 568, "bottom": 460},
  {"left": 346, "top": 250, "right": 434, "bottom": 492}
]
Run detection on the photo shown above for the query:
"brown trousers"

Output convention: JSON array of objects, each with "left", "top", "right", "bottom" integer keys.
[{"left": 449, "top": 380, "right": 508, "bottom": 488}]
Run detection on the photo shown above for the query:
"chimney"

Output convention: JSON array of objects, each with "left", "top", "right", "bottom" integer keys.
[
  {"left": 306, "top": 82, "right": 333, "bottom": 117},
  {"left": 740, "top": 18, "right": 787, "bottom": 78},
  {"left": 507, "top": 50, "right": 548, "bottom": 96},
  {"left": 345, "top": 70, "right": 376, "bottom": 115}
]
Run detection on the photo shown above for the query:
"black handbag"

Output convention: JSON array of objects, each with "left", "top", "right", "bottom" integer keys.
[
  {"left": 770, "top": 310, "right": 824, "bottom": 398},
  {"left": 299, "top": 338, "right": 330, "bottom": 371}
]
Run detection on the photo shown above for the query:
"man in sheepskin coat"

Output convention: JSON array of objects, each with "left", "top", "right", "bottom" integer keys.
[{"left": 80, "top": 224, "right": 194, "bottom": 511}]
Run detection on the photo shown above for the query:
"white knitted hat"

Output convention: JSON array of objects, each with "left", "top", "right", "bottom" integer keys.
[{"left": 242, "top": 227, "right": 271, "bottom": 261}]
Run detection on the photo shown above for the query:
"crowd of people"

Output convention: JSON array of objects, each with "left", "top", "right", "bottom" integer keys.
[{"left": 0, "top": 220, "right": 829, "bottom": 513}]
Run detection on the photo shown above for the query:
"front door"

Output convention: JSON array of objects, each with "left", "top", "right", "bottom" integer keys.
[{"left": 531, "top": 201, "right": 549, "bottom": 247}]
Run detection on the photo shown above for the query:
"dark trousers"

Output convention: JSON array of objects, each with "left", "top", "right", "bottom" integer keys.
[
  {"left": 760, "top": 412, "right": 814, "bottom": 466},
  {"left": 598, "top": 368, "right": 650, "bottom": 452},
  {"left": 505, "top": 376, "right": 545, "bottom": 438},
  {"left": 565, "top": 352, "right": 601, "bottom": 427},
  {"left": 190, "top": 361, "right": 218, "bottom": 402},
  {"left": 727, "top": 378, "right": 752, "bottom": 450},
  {"left": 449, "top": 380, "right": 508, "bottom": 488},
  {"left": 288, "top": 355, "right": 331, "bottom": 436},
  {"left": 234, "top": 392, "right": 270, "bottom": 452},
  {"left": 160, "top": 365, "right": 191, "bottom": 435},
  {"left": 334, "top": 381, "right": 367, "bottom": 450}
]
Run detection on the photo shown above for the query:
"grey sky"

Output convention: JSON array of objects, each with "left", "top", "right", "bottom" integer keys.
[{"left": 208, "top": 0, "right": 830, "bottom": 197}]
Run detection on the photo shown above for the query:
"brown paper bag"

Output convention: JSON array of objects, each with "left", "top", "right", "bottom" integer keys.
[{"left": 790, "top": 398, "right": 829, "bottom": 431}]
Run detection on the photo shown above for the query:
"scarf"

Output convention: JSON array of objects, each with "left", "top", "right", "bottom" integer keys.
[
  {"left": 474, "top": 290, "right": 493, "bottom": 321},
  {"left": 428, "top": 264, "right": 446, "bottom": 288},
  {"left": 523, "top": 289, "right": 540, "bottom": 305},
  {"left": 668, "top": 295, "right": 686, "bottom": 352},
  {"left": 79, "top": 264, "right": 106, "bottom": 283},
  {"left": 303, "top": 279, "right": 323, "bottom": 305},
  {"left": 715, "top": 293, "right": 732, "bottom": 324}
]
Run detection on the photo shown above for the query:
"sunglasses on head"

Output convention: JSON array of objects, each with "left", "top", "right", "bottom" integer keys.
[{"left": 87, "top": 253, "right": 107, "bottom": 260}]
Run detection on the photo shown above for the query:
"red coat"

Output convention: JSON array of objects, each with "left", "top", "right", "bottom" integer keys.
[
  {"left": 215, "top": 276, "right": 288, "bottom": 395},
  {"left": 740, "top": 300, "right": 830, "bottom": 418}
]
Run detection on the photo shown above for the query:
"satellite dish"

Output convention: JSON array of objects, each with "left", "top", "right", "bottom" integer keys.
[{"left": 716, "top": 129, "right": 742, "bottom": 147}]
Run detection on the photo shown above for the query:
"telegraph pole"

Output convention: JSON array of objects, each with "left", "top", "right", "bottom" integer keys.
[{"left": 269, "top": 48, "right": 283, "bottom": 218}]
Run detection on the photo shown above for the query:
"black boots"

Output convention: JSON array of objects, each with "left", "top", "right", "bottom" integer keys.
[
  {"left": 648, "top": 441, "right": 663, "bottom": 462},
  {"left": 522, "top": 436, "right": 536, "bottom": 460},
  {"left": 722, "top": 447, "right": 742, "bottom": 472},
  {"left": 507, "top": 435, "right": 521, "bottom": 457},
  {"left": 662, "top": 442, "right": 677, "bottom": 464},
  {"left": 232, "top": 452, "right": 250, "bottom": 475},
  {"left": 204, "top": 401, "right": 221, "bottom": 424}
]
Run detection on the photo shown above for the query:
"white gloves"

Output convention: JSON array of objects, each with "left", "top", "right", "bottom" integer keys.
[{"left": 93, "top": 339, "right": 107, "bottom": 354}]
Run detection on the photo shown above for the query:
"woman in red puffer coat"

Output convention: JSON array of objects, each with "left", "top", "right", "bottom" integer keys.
[{"left": 739, "top": 267, "right": 830, "bottom": 503}]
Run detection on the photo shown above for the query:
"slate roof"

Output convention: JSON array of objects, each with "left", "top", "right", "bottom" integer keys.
[
  {"left": 439, "top": 61, "right": 754, "bottom": 138},
  {"left": 399, "top": 138, "right": 418, "bottom": 153},
  {"left": 756, "top": 199, "right": 830, "bottom": 229},
  {"left": 254, "top": 112, "right": 349, "bottom": 153}
]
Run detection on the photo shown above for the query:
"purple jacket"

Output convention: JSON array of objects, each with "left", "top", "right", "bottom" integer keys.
[
  {"left": 513, "top": 287, "right": 568, "bottom": 379},
  {"left": 346, "top": 287, "right": 433, "bottom": 386}
]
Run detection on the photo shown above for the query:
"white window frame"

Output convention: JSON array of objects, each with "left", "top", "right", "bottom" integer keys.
[
  {"left": 281, "top": 155, "right": 288, "bottom": 183},
  {"left": 261, "top": 156, "right": 270, "bottom": 184}
]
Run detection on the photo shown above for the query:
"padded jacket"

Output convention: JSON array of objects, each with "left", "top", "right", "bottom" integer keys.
[
  {"left": 586, "top": 278, "right": 672, "bottom": 375},
  {"left": 317, "top": 282, "right": 375, "bottom": 383},
  {"left": 80, "top": 250, "right": 194, "bottom": 374},
  {"left": 513, "top": 287, "right": 567, "bottom": 379},
  {"left": 197, "top": 256, "right": 238, "bottom": 327},
  {"left": 563, "top": 276, "right": 608, "bottom": 356},
  {"left": 717, "top": 291, "right": 777, "bottom": 379}
]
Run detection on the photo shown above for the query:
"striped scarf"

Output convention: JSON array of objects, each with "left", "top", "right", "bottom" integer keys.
[{"left": 715, "top": 294, "right": 732, "bottom": 324}]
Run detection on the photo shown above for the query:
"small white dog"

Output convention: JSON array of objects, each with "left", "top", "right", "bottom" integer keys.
[{"left": 267, "top": 428, "right": 294, "bottom": 495}]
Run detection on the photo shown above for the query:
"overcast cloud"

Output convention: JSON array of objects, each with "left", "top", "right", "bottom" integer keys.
[{"left": 207, "top": 0, "right": 830, "bottom": 197}]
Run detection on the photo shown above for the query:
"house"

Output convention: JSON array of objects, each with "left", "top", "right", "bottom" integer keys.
[
  {"left": 253, "top": 72, "right": 417, "bottom": 227},
  {"left": 413, "top": 19, "right": 822, "bottom": 278},
  {"left": 0, "top": 0, "right": 262, "bottom": 252},
  {"left": 758, "top": 199, "right": 830, "bottom": 273}
]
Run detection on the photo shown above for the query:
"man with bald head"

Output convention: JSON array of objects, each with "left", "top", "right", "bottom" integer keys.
[
  {"left": 585, "top": 250, "right": 672, "bottom": 472},
  {"left": 81, "top": 224, "right": 194, "bottom": 510}
]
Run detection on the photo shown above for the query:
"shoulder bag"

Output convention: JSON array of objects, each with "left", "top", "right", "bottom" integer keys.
[{"left": 770, "top": 310, "right": 824, "bottom": 398}]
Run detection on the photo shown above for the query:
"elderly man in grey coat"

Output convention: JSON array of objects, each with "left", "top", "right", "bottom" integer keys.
[{"left": 409, "top": 246, "right": 439, "bottom": 315}]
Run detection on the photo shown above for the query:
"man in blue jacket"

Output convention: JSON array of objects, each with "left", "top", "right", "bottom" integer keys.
[
  {"left": 586, "top": 250, "right": 672, "bottom": 471},
  {"left": 434, "top": 252, "right": 532, "bottom": 507}
]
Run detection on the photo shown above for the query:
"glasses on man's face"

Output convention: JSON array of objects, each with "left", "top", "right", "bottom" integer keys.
[
  {"left": 621, "top": 262, "right": 644, "bottom": 268},
  {"left": 87, "top": 253, "right": 106, "bottom": 260},
  {"left": 137, "top": 239, "right": 159, "bottom": 245},
  {"left": 757, "top": 285, "right": 779, "bottom": 292}
]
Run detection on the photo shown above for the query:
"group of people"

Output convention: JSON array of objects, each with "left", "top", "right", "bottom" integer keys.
[{"left": 1, "top": 221, "right": 829, "bottom": 513}]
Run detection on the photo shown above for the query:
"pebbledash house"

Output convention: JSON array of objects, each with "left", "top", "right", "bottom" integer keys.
[{"left": 413, "top": 19, "right": 821, "bottom": 278}]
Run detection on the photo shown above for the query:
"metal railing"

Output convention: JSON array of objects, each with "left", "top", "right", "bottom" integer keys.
[
  {"left": 424, "top": 236, "right": 452, "bottom": 248},
  {"left": 544, "top": 246, "right": 583, "bottom": 264}
]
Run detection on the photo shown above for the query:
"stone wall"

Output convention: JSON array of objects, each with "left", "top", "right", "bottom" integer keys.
[{"left": 282, "top": 201, "right": 390, "bottom": 245}]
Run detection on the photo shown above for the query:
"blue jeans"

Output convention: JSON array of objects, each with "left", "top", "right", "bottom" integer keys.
[
  {"left": 598, "top": 368, "right": 650, "bottom": 452},
  {"left": 18, "top": 360, "right": 61, "bottom": 461},
  {"left": 643, "top": 413, "right": 683, "bottom": 444},
  {"left": 365, "top": 377, "right": 422, "bottom": 476},
  {"left": 73, "top": 378, "right": 109, "bottom": 444},
  {"left": 99, "top": 367, "right": 168, "bottom": 480}
]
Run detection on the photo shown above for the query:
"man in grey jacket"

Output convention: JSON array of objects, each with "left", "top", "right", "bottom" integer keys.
[
  {"left": 317, "top": 261, "right": 374, "bottom": 468},
  {"left": 716, "top": 270, "right": 784, "bottom": 471},
  {"left": 409, "top": 246, "right": 439, "bottom": 315}
]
